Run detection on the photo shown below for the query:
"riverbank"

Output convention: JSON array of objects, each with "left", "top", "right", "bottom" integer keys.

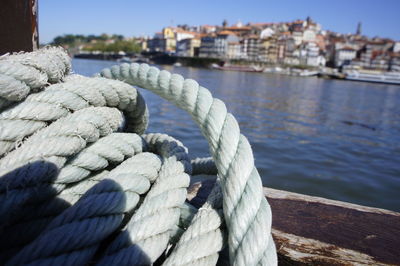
[
  {"left": 73, "top": 53, "right": 400, "bottom": 84},
  {"left": 73, "top": 52, "right": 326, "bottom": 77}
]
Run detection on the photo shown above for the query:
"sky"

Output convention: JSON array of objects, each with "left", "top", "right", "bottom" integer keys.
[{"left": 39, "top": 0, "right": 400, "bottom": 44}]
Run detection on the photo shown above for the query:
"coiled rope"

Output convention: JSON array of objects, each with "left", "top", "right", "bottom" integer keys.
[
  {"left": 0, "top": 48, "right": 277, "bottom": 265},
  {"left": 0, "top": 47, "right": 70, "bottom": 110}
]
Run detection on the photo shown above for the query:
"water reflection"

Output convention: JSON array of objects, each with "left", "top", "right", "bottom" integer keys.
[{"left": 73, "top": 59, "right": 400, "bottom": 212}]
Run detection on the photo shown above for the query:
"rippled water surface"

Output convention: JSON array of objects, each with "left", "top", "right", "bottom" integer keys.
[{"left": 73, "top": 58, "right": 400, "bottom": 211}]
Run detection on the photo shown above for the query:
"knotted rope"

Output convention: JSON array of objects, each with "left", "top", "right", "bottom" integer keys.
[{"left": 0, "top": 48, "right": 277, "bottom": 265}]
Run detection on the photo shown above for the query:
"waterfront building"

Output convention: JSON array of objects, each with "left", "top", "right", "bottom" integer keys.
[
  {"left": 199, "top": 31, "right": 240, "bottom": 59},
  {"left": 360, "top": 41, "right": 390, "bottom": 69},
  {"left": 199, "top": 34, "right": 217, "bottom": 58},
  {"left": 176, "top": 37, "right": 201, "bottom": 57},
  {"left": 305, "top": 42, "right": 322, "bottom": 66},
  {"left": 147, "top": 28, "right": 176, "bottom": 53},
  {"left": 370, "top": 52, "right": 390, "bottom": 71},
  {"left": 242, "top": 35, "right": 261, "bottom": 61},
  {"left": 335, "top": 46, "right": 357, "bottom": 67},
  {"left": 277, "top": 37, "right": 287, "bottom": 64},
  {"left": 147, "top": 37, "right": 166, "bottom": 52},
  {"left": 283, "top": 38, "right": 299, "bottom": 65},
  {"left": 227, "top": 42, "right": 242, "bottom": 59},
  {"left": 390, "top": 53, "right": 400, "bottom": 72},
  {"left": 259, "top": 36, "right": 278, "bottom": 63}
]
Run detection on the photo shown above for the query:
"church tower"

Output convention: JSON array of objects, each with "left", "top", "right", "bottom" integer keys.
[{"left": 356, "top": 22, "right": 362, "bottom": 35}]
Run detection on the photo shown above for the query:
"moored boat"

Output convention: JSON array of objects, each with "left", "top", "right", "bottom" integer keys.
[
  {"left": 211, "top": 63, "right": 264, "bottom": 72},
  {"left": 345, "top": 70, "right": 400, "bottom": 85}
]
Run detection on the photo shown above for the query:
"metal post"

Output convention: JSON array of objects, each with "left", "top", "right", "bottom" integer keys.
[{"left": 0, "top": 0, "right": 39, "bottom": 55}]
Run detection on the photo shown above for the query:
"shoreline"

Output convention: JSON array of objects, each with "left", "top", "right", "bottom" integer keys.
[{"left": 73, "top": 54, "right": 400, "bottom": 85}]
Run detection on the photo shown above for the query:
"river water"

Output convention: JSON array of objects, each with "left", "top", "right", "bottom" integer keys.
[{"left": 72, "top": 58, "right": 400, "bottom": 212}]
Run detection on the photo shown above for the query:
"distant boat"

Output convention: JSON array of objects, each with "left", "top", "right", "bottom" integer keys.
[
  {"left": 291, "top": 68, "right": 319, "bottom": 77},
  {"left": 173, "top": 62, "right": 182, "bottom": 67},
  {"left": 299, "top": 70, "right": 319, "bottom": 77},
  {"left": 132, "top": 57, "right": 150, "bottom": 64},
  {"left": 345, "top": 70, "right": 400, "bottom": 85},
  {"left": 118, "top": 57, "right": 132, "bottom": 63},
  {"left": 211, "top": 63, "right": 264, "bottom": 72}
]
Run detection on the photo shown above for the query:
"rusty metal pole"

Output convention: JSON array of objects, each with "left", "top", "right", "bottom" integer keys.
[{"left": 0, "top": 0, "right": 39, "bottom": 55}]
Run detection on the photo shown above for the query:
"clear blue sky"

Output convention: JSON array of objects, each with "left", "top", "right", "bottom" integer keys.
[{"left": 39, "top": 0, "right": 400, "bottom": 44}]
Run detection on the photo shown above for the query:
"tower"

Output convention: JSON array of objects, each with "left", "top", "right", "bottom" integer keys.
[{"left": 356, "top": 22, "right": 362, "bottom": 35}]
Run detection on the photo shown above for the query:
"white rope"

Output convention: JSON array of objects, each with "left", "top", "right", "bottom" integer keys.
[
  {"left": 0, "top": 49, "right": 277, "bottom": 265},
  {"left": 100, "top": 63, "right": 277, "bottom": 265},
  {"left": 0, "top": 107, "right": 124, "bottom": 222},
  {"left": 0, "top": 47, "right": 70, "bottom": 109},
  {"left": 163, "top": 181, "right": 225, "bottom": 266},
  {"left": 97, "top": 133, "right": 192, "bottom": 265},
  {"left": 0, "top": 133, "right": 147, "bottom": 260},
  {"left": 6, "top": 154, "right": 159, "bottom": 265},
  {"left": 0, "top": 75, "right": 148, "bottom": 157}
]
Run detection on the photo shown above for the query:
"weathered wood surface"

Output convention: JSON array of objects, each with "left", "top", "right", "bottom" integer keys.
[
  {"left": 0, "top": 0, "right": 38, "bottom": 55},
  {"left": 187, "top": 179, "right": 400, "bottom": 265}
]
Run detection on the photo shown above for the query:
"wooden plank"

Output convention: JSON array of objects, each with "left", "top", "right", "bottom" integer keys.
[
  {"left": 187, "top": 180, "right": 400, "bottom": 265},
  {"left": 0, "top": 0, "right": 38, "bottom": 55}
]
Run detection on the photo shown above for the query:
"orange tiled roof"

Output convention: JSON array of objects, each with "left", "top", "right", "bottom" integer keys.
[{"left": 218, "top": 30, "right": 237, "bottom": 36}]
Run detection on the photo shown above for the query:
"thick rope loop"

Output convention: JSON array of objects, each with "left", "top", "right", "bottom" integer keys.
[
  {"left": 0, "top": 133, "right": 148, "bottom": 260},
  {"left": 97, "top": 133, "right": 192, "bottom": 265},
  {"left": 0, "top": 107, "right": 124, "bottom": 221},
  {"left": 0, "top": 74, "right": 148, "bottom": 157},
  {"left": 100, "top": 63, "right": 277, "bottom": 265},
  {"left": 0, "top": 47, "right": 71, "bottom": 109}
]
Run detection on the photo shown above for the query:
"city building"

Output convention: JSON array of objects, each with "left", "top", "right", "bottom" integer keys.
[
  {"left": 176, "top": 37, "right": 201, "bottom": 57},
  {"left": 145, "top": 18, "right": 399, "bottom": 72},
  {"left": 335, "top": 47, "right": 357, "bottom": 67},
  {"left": 199, "top": 31, "right": 240, "bottom": 59},
  {"left": 390, "top": 53, "right": 400, "bottom": 71},
  {"left": 242, "top": 35, "right": 261, "bottom": 61}
]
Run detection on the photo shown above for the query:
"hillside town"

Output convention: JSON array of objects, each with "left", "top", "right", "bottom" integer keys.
[{"left": 135, "top": 17, "right": 399, "bottom": 72}]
